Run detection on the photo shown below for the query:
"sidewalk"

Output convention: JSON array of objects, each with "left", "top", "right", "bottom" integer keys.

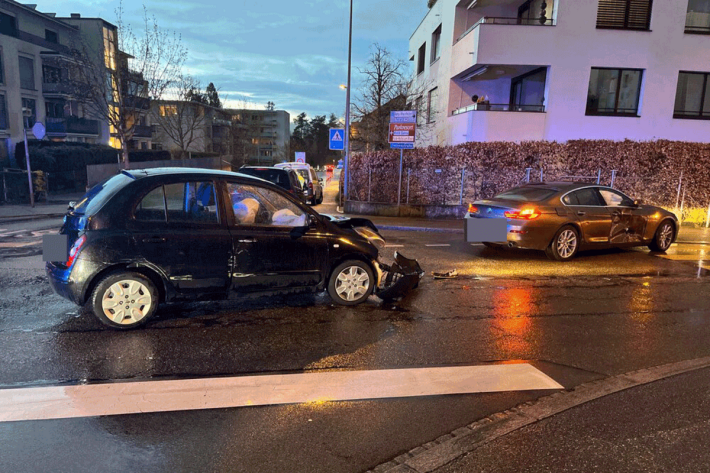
[{"left": 0, "top": 192, "right": 82, "bottom": 221}]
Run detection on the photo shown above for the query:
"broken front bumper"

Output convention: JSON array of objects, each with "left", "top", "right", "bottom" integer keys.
[{"left": 375, "top": 252, "right": 424, "bottom": 301}]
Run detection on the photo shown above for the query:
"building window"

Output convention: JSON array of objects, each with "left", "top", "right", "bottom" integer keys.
[
  {"left": 103, "top": 26, "right": 116, "bottom": 70},
  {"left": 19, "top": 56, "right": 36, "bottom": 90},
  {"left": 45, "top": 100, "right": 64, "bottom": 119},
  {"left": 159, "top": 104, "right": 177, "bottom": 116},
  {"left": 0, "top": 95, "right": 7, "bottom": 130},
  {"left": 0, "top": 12, "right": 17, "bottom": 37},
  {"left": 22, "top": 98, "right": 37, "bottom": 128},
  {"left": 510, "top": 68, "right": 547, "bottom": 112},
  {"left": 431, "top": 25, "right": 442, "bottom": 63},
  {"left": 596, "top": 0, "right": 653, "bottom": 30},
  {"left": 427, "top": 88, "right": 438, "bottom": 123},
  {"left": 0, "top": 49, "right": 4, "bottom": 84},
  {"left": 518, "top": 0, "right": 554, "bottom": 25},
  {"left": 45, "top": 29, "right": 58, "bottom": 43},
  {"left": 674, "top": 71, "right": 710, "bottom": 119},
  {"left": 151, "top": 143, "right": 162, "bottom": 150},
  {"left": 586, "top": 68, "right": 643, "bottom": 116},
  {"left": 686, "top": 0, "right": 710, "bottom": 33},
  {"left": 415, "top": 96, "right": 423, "bottom": 124},
  {"left": 43, "top": 65, "right": 62, "bottom": 83},
  {"left": 417, "top": 43, "right": 426, "bottom": 75}
]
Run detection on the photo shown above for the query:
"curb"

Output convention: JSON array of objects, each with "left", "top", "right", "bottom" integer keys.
[
  {"left": 0, "top": 213, "right": 65, "bottom": 223},
  {"left": 367, "top": 356, "right": 710, "bottom": 473}
]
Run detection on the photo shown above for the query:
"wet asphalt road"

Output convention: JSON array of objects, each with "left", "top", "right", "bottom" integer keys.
[{"left": 1, "top": 201, "right": 710, "bottom": 471}]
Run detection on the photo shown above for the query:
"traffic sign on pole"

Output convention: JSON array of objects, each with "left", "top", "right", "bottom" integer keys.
[
  {"left": 294, "top": 152, "right": 306, "bottom": 163},
  {"left": 329, "top": 129, "right": 345, "bottom": 150}
]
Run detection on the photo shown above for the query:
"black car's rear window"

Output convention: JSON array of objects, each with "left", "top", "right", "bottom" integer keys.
[
  {"left": 72, "top": 174, "right": 133, "bottom": 215},
  {"left": 493, "top": 187, "right": 557, "bottom": 202},
  {"left": 240, "top": 169, "right": 291, "bottom": 189}
]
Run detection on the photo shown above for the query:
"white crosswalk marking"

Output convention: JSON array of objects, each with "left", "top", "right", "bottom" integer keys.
[
  {"left": 0, "top": 364, "right": 562, "bottom": 422},
  {"left": 425, "top": 244, "right": 451, "bottom": 247}
]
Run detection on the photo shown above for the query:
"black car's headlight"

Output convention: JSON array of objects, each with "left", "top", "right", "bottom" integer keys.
[{"left": 354, "top": 226, "right": 386, "bottom": 251}]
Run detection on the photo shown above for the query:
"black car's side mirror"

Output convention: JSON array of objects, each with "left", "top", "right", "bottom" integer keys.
[
  {"left": 633, "top": 199, "right": 644, "bottom": 207},
  {"left": 308, "top": 214, "right": 318, "bottom": 227}
]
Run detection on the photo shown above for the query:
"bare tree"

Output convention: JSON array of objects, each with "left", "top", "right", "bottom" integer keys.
[
  {"left": 68, "top": 2, "right": 187, "bottom": 164},
  {"left": 353, "top": 43, "right": 408, "bottom": 151},
  {"left": 150, "top": 75, "right": 208, "bottom": 158}
]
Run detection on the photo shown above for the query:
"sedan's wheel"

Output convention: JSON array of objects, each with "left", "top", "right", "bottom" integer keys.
[
  {"left": 649, "top": 221, "right": 675, "bottom": 252},
  {"left": 482, "top": 242, "right": 502, "bottom": 249},
  {"left": 327, "top": 260, "right": 374, "bottom": 306},
  {"left": 546, "top": 225, "right": 580, "bottom": 261},
  {"left": 90, "top": 271, "right": 159, "bottom": 329}
]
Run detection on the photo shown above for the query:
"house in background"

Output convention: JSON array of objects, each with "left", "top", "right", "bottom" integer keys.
[{"left": 410, "top": 0, "right": 710, "bottom": 146}]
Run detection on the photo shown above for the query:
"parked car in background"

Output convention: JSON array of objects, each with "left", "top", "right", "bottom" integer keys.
[
  {"left": 45, "top": 168, "right": 422, "bottom": 329},
  {"left": 275, "top": 162, "right": 323, "bottom": 205},
  {"left": 465, "top": 182, "right": 678, "bottom": 261},
  {"left": 238, "top": 166, "right": 306, "bottom": 203}
]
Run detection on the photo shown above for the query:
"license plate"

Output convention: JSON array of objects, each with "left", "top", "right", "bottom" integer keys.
[
  {"left": 464, "top": 217, "right": 507, "bottom": 242},
  {"left": 42, "top": 234, "right": 69, "bottom": 262}
]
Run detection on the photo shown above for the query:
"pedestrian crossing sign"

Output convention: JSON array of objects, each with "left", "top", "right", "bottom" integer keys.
[{"left": 329, "top": 129, "right": 345, "bottom": 150}]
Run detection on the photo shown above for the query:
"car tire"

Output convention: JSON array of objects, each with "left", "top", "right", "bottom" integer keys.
[
  {"left": 482, "top": 242, "right": 502, "bottom": 248},
  {"left": 649, "top": 220, "right": 675, "bottom": 252},
  {"left": 89, "top": 271, "right": 159, "bottom": 329},
  {"left": 545, "top": 225, "right": 580, "bottom": 261},
  {"left": 327, "top": 260, "right": 375, "bottom": 306},
  {"left": 316, "top": 194, "right": 323, "bottom": 205}
]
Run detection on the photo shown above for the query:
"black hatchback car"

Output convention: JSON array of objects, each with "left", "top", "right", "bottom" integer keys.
[{"left": 46, "top": 168, "right": 421, "bottom": 329}]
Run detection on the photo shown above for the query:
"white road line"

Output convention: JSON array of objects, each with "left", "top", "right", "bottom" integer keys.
[
  {"left": 385, "top": 244, "right": 404, "bottom": 248},
  {"left": 0, "top": 364, "right": 562, "bottom": 423},
  {"left": 470, "top": 243, "right": 484, "bottom": 246},
  {"left": 425, "top": 244, "right": 451, "bottom": 247}
]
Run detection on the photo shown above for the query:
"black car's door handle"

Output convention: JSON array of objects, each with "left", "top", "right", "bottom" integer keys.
[
  {"left": 576, "top": 211, "right": 586, "bottom": 216},
  {"left": 142, "top": 237, "right": 167, "bottom": 243},
  {"left": 611, "top": 210, "right": 621, "bottom": 217}
]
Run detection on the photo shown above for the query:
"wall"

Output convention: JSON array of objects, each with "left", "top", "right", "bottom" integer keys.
[{"left": 86, "top": 156, "right": 230, "bottom": 187}]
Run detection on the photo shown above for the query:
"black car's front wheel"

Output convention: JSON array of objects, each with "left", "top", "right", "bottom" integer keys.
[
  {"left": 545, "top": 225, "right": 580, "bottom": 261},
  {"left": 649, "top": 221, "right": 675, "bottom": 252},
  {"left": 89, "top": 271, "right": 159, "bottom": 329},
  {"left": 328, "top": 261, "right": 374, "bottom": 306}
]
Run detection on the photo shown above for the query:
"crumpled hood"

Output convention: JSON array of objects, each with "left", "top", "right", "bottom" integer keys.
[{"left": 320, "top": 214, "right": 385, "bottom": 250}]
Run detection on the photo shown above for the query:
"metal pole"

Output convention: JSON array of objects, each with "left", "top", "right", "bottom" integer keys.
[
  {"left": 540, "top": 168, "right": 543, "bottom": 183},
  {"left": 2, "top": 170, "right": 7, "bottom": 203},
  {"left": 406, "top": 168, "right": 410, "bottom": 204},
  {"left": 24, "top": 128, "right": 35, "bottom": 208},
  {"left": 525, "top": 168, "right": 531, "bottom": 183},
  {"left": 680, "top": 185, "right": 686, "bottom": 221},
  {"left": 610, "top": 170, "right": 617, "bottom": 188},
  {"left": 343, "top": 0, "right": 353, "bottom": 204},
  {"left": 706, "top": 202, "right": 710, "bottom": 228},
  {"left": 459, "top": 169, "right": 465, "bottom": 205},
  {"left": 397, "top": 148, "right": 403, "bottom": 206},
  {"left": 368, "top": 167, "right": 371, "bottom": 203},
  {"left": 675, "top": 171, "right": 683, "bottom": 210},
  {"left": 596, "top": 169, "right": 601, "bottom": 185}
]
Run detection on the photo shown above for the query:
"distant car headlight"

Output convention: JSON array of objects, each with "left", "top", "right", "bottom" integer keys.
[{"left": 354, "top": 226, "right": 386, "bottom": 251}]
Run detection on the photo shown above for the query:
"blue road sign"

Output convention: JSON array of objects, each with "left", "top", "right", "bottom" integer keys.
[
  {"left": 390, "top": 111, "right": 417, "bottom": 123},
  {"left": 390, "top": 142, "right": 414, "bottom": 149},
  {"left": 329, "top": 129, "right": 345, "bottom": 150}
]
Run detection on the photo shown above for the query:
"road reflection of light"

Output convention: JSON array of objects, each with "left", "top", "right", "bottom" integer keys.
[
  {"left": 492, "top": 286, "right": 533, "bottom": 354},
  {"left": 630, "top": 282, "right": 654, "bottom": 322},
  {"left": 104, "top": 332, "right": 157, "bottom": 377}
]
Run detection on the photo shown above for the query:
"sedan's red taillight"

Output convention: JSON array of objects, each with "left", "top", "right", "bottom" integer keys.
[
  {"left": 505, "top": 208, "right": 541, "bottom": 220},
  {"left": 468, "top": 204, "right": 478, "bottom": 213},
  {"left": 66, "top": 235, "right": 86, "bottom": 267},
  {"left": 308, "top": 182, "right": 313, "bottom": 189}
]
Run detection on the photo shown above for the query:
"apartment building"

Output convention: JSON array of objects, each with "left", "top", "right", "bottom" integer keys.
[
  {"left": 235, "top": 109, "right": 290, "bottom": 165},
  {"left": 410, "top": 0, "right": 710, "bottom": 146},
  {"left": 0, "top": 1, "right": 106, "bottom": 163}
]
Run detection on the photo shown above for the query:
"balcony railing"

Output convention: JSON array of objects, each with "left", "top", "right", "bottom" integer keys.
[
  {"left": 452, "top": 103, "right": 545, "bottom": 115},
  {"left": 456, "top": 16, "right": 555, "bottom": 43},
  {"left": 46, "top": 117, "right": 100, "bottom": 135},
  {"left": 132, "top": 125, "right": 152, "bottom": 138},
  {"left": 42, "top": 82, "right": 74, "bottom": 96}
]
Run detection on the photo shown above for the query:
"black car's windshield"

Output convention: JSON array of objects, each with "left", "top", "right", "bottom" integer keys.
[
  {"left": 72, "top": 174, "right": 133, "bottom": 215},
  {"left": 493, "top": 187, "right": 557, "bottom": 202}
]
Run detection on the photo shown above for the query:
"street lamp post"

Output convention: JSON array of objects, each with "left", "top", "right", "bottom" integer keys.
[{"left": 343, "top": 0, "right": 353, "bottom": 207}]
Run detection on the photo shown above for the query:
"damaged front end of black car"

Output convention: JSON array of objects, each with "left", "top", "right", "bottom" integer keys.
[{"left": 323, "top": 215, "right": 424, "bottom": 301}]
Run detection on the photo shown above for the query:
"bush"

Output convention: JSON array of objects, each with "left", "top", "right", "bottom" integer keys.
[
  {"left": 14, "top": 141, "right": 119, "bottom": 172},
  {"left": 128, "top": 150, "right": 172, "bottom": 162}
]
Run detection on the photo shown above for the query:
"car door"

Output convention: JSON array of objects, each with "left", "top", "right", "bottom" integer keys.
[
  {"left": 223, "top": 180, "right": 328, "bottom": 294},
  {"left": 563, "top": 187, "right": 612, "bottom": 244},
  {"left": 598, "top": 188, "right": 647, "bottom": 244},
  {"left": 130, "top": 180, "right": 232, "bottom": 296}
]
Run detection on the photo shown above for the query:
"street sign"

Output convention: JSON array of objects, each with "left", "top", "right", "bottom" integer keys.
[
  {"left": 389, "top": 123, "right": 416, "bottom": 145},
  {"left": 294, "top": 152, "right": 306, "bottom": 163},
  {"left": 390, "top": 111, "right": 417, "bottom": 123},
  {"left": 390, "top": 142, "right": 414, "bottom": 149},
  {"left": 329, "top": 128, "right": 345, "bottom": 150},
  {"left": 32, "top": 122, "right": 46, "bottom": 140}
]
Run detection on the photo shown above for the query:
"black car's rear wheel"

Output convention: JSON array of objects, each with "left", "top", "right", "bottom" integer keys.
[
  {"left": 546, "top": 225, "right": 580, "bottom": 261},
  {"left": 649, "top": 221, "right": 675, "bottom": 252},
  {"left": 90, "top": 271, "right": 159, "bottom": 329},
  {"left": 482, "top": 242, "right": 503, "bottom": 248},
  {"left": 328, "top": 261, "right": 374, "bottom": 306}
]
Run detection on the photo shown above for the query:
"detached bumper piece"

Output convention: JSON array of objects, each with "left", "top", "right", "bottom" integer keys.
[{"left": 375, "top": 252, "right": 424, "bottom": 301}]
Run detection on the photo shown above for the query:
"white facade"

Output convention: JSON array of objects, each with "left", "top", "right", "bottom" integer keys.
[{"left": 410, "top": 0, "right": 710, "bottom": 146}]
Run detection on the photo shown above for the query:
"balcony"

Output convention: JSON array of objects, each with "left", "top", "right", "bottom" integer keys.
[
  {"left": 42, "top": 82, "right": 74, "bottom": 97},
  {"left": 448, "top": 107, "right": 546, "bottom": 144},
  {"left": 132, "top": 125, "right": 152, "bottom": 138},
  {"left": 451, "top": 17, "right": 556, "bottom": 78},
  {"left": 46, "top": 117, "right": 100, "bottom": 136},
  {"left": 453, "top": 103, "right": 545, "bottom": 114}
]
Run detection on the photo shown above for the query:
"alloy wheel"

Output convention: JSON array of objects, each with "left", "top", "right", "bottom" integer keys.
[
  {"left": 556, "top": 229, "right": 578, "bottom": 259},
  {"left": 101, "top": 280, "right": 153, "bottom": 325},
  {"left": 335, "top": 266, "right": 370, "bottom": 302},
  {"left": 658, "top": 223, "right": 673, "bottom": 250}
]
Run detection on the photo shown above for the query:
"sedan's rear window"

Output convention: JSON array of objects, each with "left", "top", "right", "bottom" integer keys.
[
  {"left": 240, "top": 169, "right": 291, "bottom": 189},
  {"left": 72, "top": 174, "right": 133, "bottom": 215},
  {"left": 493, "top": 187, "right": 557, "bottom": 202}
]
